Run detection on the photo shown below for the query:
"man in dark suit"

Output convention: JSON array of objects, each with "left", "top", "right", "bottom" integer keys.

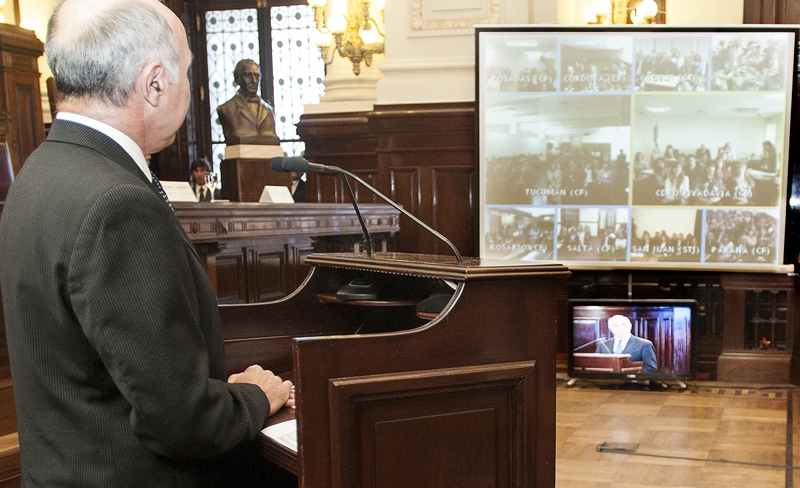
[
  {"left": 0, "top": 0, "right": 293, "bottom": 485},
  {"left": 190, "top": 158, "right": 220, "bottom": 202},
  {"left": 216, "top": 59, "right": 281, "bottom": 146},
  {"left": 595, "top": 315, "right": 658, "bottom": 373}
]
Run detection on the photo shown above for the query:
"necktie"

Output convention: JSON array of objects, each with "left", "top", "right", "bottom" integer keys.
[
  {"left": 613, "top": 339, "right": 623, "bottom": 354},
  {"left": 150, "top": 170, "right": 173, "bottom": 211}
]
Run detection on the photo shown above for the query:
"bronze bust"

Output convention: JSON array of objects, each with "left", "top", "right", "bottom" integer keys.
[{"left": 216, "top": 59, "right": 280, "bottom": 146}]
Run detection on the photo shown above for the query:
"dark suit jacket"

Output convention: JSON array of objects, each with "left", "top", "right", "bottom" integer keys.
[
  {"left": 192, "top": 184, "right": 221, "bottom": 202},
  {"left": 596, "top": 336, "right": 658, "bottom": 373},
  {"left": 0, "top": 120, "right": 271, "bottom": 487},
  {"left": 216, "top": 91, "right": 280, "bottom": 146},
  {"left": 292, "top": 178, "right": 306, "bottom": 202}
]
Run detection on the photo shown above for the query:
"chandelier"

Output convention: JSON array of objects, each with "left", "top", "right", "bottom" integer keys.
[
  {"left": 585, "top": 0, "right": 661, "bottom": 25},
  {"left": 308, "top": 0, "right": 385, "bottom": 76}
]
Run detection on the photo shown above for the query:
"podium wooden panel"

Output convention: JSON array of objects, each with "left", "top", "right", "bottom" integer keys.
[
  {"left": 573, "top": 353, "right": 644, "bottom": 373},
  {"left": 219, "top": 253, "right": 569, "bottom": 487}
]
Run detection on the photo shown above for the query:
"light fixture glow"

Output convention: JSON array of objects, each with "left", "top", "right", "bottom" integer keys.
[{"left": 307, "top": 0, "right": 385, "bottom": 75}]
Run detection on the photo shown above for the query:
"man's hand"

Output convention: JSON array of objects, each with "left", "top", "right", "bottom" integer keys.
[{"left": 228, "top": 364, "right": 293, "bottom": 416}]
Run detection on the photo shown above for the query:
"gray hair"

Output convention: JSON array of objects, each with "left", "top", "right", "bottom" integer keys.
[{"left": 46, "top": 0, "right": 181, "bottom": 107}]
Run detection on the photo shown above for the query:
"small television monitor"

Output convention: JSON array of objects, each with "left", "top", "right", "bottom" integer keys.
[{"left": 567, "top": 298, "right": 698, "bottom": 382}]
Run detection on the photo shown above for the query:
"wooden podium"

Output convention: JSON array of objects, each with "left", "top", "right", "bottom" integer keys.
[
  {"left": 573, "top": 353, "right": 644, "bottom": 373},
  {"left": 219, "top": 253, "right": 569, "bottom": 487}
]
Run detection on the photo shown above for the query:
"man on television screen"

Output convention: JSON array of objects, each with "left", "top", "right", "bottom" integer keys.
[{"left": 595, "top": 315, "right": 658, "bottom": 373}]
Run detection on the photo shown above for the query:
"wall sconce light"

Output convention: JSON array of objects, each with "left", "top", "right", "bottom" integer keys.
[
  {"left": 308, "top": 0, "right": 385, "bottom": 76},
  {"left": 630, "top": 0, "right": 659, "bottom": 24},
  {"left": 584, "top": 0, "right": 611, "bottom": 24}
]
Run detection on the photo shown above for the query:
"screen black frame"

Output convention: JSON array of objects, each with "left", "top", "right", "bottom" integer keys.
[
  {"left": 474, "top": 24, "right": 800, "bottom": 273},
  {"left": 567, "top": 297, "right": 699, "bottom": 381}
]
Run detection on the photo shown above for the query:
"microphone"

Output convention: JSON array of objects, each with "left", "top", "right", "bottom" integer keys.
[
  {"left": 270, "top": 156, "right": 327, "bottom": 173},
  {"left": 574, "top": 337, "right": 612, "bottom": 353},
  {"left": 270, "top": 156, "right": 463, "bottom": 263}
]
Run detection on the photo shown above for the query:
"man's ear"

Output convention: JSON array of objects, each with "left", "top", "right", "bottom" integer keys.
[{"left": 141, "top": 61, "right": 166, "bottom": 107}]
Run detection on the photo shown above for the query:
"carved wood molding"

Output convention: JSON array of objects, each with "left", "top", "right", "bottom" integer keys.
[
  {"left": 174, "top": 202, "right": 400, "bottom": 242},
  {"left": 410, "top": 0, "right": 500, "bottom": 31}
]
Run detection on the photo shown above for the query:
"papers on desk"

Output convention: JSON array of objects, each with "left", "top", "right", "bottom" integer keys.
[
  {"left": 261, "top": 419, "right": 297, "bottom": 452},
  {"left": 159, "top": 181, "right": 198, "bottom": 202}
]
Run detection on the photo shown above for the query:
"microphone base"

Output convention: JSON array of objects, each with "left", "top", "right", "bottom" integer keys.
[{"left": 336, "top": 278, "right": 379, "bottom": 301}]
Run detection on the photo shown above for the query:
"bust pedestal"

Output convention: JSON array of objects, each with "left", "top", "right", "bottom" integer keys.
[
  {"left": 224, "top": 144, "right": 283, "bottom": 160},
  {"left": 220, "top": 145, "right": 286, "bottom": 202}
]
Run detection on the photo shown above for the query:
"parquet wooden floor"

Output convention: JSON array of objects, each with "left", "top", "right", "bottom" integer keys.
[{"left": 556, "top": 378, "right": 797, "bottom": 487}]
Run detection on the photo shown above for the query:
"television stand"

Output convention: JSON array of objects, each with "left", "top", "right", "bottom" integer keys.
[
  {"left": 573, "top": 379, "right": 669, "bottom": 391},
  {"left": 564, "top": 377, "right": 687, "bottom": 390}
]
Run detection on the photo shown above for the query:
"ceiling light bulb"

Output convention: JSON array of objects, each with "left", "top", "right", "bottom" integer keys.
[
  {"left": 359, "top": 26, "right": 381, "bottom": 44},
  {"left": 326, "top": 13, "right": 347, "bottom": 34},
  {"left": 639, "top": 0, "right": 658, "bottom": 18}
]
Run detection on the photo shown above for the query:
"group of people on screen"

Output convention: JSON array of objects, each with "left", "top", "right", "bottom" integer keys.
[
  {"left": 711, "top": 37, "right": 784, "bottom": 91},
  {"left": 561, "top": 60, "right": 631, "bottom": 92},
  {"left": 634, "top": 140, "right": 777, "bottom": 206},
  {"left": 635, "top": 47, "right": 707, "bottom": 92},
  {"left": 485, "top": 213, "right": 554, "bottom": 256},
  {"left": 485, "top": 144, "right": 629, "bottom": 206},
  {"left": 704, "top": 209, "right": 778, "bottom": 263}
]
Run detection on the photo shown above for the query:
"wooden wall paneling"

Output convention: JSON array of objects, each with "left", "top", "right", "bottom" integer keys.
[
  {"left": 788, "top": 0, "right": 800, "bottom": 22},
  {"left": 369, "top": 103, "right": 477, "bottom": 257},
  {"left": 297, "top": 112, "right": 374, "bottom": 203},
  {"left": 307, "top": 168, "right": 380, "bottom": 205},
  {"left": 297, "top": 104, "right": 476, "bottom": 257},
  {"left": 431, "top": 165, "right": 475, "bottom": 258},
  {"left": 290, "top": 245, "right": 314, "bottom": 291},
  {"left": 387, "top": 166, "right": 422, "bottom": 254},
  {"left": 718, "top": 274, "right": 795, "bottom": 383},
  {"left": 743, "top": 0, "right": 764, "bottom": 23},
  {"left": 791, "top": 283, "right": 800, "bottom": 384},
  {"left": 252, "top": 246, "right": 288, "bottom": 302},
  {"left": 0, "top": 117, "right": 13, "bottom": 201},
  {"left": 0, "top": 25, "right": 44, "bottom": 173},
  {"left": 6, "top": 73, "right": 40, "bottom": 169},
  {"left": 743, "top": 0, "right": 800, "bottom": 23},
  {"left": 215, "top": 248, "right": 249, "bottom": 304}
]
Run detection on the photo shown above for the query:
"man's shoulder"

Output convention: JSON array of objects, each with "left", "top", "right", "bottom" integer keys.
[{"left": 630, "top": 336, "right": 655, "bottom": 347}]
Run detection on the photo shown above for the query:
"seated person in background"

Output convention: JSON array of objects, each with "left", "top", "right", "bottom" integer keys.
[
  {"left": 191, "top": 158, "right": 220, "bottom": 202},
  {"left": 726, "top": 160, "right": 755, "bottom": 205},
  {"left": 662, "top": 161, "right": 690, "bottom": 205},
  {"left": 595, "top": 315, "right": 658, "bottom": 373}
]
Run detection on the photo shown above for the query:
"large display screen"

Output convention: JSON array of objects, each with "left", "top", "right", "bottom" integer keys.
[{"left": 476, "top": 26, "right": 800, "bottom": 271}]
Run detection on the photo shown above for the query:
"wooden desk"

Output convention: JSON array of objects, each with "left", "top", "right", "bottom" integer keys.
[
  {"left": 173, "top": 202, "right": 399, "bottom": 303},
  {"left": 219, "top": 253, "right": 570, "bottom": 487}
]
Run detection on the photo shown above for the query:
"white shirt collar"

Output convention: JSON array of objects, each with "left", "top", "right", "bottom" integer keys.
[{"left": 56, "top": 112, "right": 151, "bottom": 182}]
